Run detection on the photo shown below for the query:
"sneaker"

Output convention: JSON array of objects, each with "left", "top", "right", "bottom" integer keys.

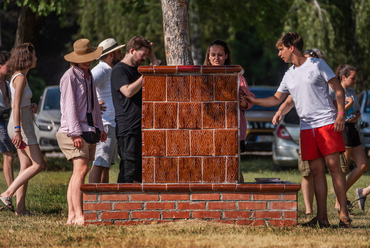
[{"left": 355, "top": 188, "right": 367, "bottom": 211}]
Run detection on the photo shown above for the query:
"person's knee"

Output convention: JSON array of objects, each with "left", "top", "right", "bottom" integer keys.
[{"left": 361, "top": 163, "right": 368, "bottom": 172}]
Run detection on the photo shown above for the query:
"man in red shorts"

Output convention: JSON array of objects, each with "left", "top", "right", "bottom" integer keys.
[{"left": 245, "top": 32, "right": 351, "bottom": 228}]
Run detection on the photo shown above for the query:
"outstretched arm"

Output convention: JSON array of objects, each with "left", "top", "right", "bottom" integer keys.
[{"left": 244, "top": 90, "right": 288, "bottom": 108}]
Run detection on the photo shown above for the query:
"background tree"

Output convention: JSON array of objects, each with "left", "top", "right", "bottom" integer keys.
[
  {"left": 161, "top": 0, "right": 193, "bottom": 65},
  {"left": 3, "top": 0, "right": 370, "bottom": 97},
  {"left": 2, "top": 0, "right": 77, "bottom": 102},
  {"left": 281, "top": 0, "right": 370, "bottom": 91},
  {"left": 78, "top": 0, "right": 164, "bottom": 62}
]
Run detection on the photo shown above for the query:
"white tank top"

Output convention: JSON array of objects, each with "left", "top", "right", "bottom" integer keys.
[{"left": 10, "top": 73, "right": 32, "bottom": 107}]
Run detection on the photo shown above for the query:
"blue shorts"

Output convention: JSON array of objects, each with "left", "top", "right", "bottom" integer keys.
[{"left": 0, "top": 119, "right": 13, "bottom": 153}]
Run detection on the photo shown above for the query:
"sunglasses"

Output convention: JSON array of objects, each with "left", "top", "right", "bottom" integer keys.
[
  {"left": 24, "top": 43, "right": 34, "bottom": 52},
  {"left": 304, "top": 49, "right": 318, "bottom": 59}
]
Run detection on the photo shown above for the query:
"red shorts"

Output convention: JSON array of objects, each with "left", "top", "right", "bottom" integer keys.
[{"left": 300, "top": 124, "right": 345, "bottom": 161}]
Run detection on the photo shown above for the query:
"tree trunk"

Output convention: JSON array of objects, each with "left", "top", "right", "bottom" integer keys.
[
  {"left": 189, "top": 4, "right": 202, "bottom": 65},
  {"left": 161, "top": 0, "right": 193, "bottom": 65},
  {"left": 14, "top": 6, "right": 43, "bottom": 47}
]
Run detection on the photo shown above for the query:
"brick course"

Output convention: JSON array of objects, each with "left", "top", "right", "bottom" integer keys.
[
  {"left": 82, "top": 66, "right": 301, "bottom": 227},
  {"left": 82, "top": 183, "right": 300, "bottom": 227}
]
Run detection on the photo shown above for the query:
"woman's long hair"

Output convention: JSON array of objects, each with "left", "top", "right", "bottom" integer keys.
[{"left": 7, "top": 43, "right": 35, "bottom": 71}]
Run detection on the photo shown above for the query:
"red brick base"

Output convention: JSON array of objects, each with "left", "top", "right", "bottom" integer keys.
[{"left": 81, "top": 183, "right": 300, "bottom": 226}]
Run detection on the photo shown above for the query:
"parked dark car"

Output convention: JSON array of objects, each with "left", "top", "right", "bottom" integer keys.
[
  {"left": 34, "top": 85, "right": 61, "bottom": 152},
  {"left": 272, "top": 107, "right": 300, "bottom": 170},
  {"left": 357, "top": 90, "right": 370, "bottom": 156},
  {"left": 243, "top": 86, "right": 279, "bottom": 153}
]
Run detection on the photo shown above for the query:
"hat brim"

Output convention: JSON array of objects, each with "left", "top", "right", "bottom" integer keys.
[
  {"left": 64, "top": 47, "right": 103, "bottom": 63},
  {"left": 98, "top": 44, "right": 126, "bottom": 59}
]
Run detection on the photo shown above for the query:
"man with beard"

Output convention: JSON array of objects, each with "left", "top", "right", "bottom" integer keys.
[
  {"left": 111, "top": 36, "right": 159, "bottom": 183},
  {"left": 88, "top": 38, "right": 125, "bottom": 183}
]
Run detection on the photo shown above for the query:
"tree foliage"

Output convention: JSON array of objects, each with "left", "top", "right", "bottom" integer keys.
[
  {"left": 78, "top": 0, "right": 165, "bottom": 62},
  {"left": 5, "top": 0, "right": 73, "bottom": 16},
  {"left": 281, "top": 0, "right": 370, "bottom": 91},
  {"left": 5, "top": 0, "right": 370, "bottom": 92}
]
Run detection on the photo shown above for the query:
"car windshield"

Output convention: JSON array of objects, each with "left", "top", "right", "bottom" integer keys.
[
  {"left": 249, "top": 88, "right": 280, "bottom": 111},
  {"left": 43, "top": 88, "right": 60, "bottom": 110}
]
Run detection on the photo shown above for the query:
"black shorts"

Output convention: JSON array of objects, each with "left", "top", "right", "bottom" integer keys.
[{"left": 342, "top": 123, "right": 362, "bottom": 148}]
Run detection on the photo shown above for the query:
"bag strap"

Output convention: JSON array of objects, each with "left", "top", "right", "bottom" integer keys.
[
  {"left": 5, "top": 82, "right": 10, "bottom": 104},
  {"left": 84, "top": 72, "right": 94, "bottom": 113}
]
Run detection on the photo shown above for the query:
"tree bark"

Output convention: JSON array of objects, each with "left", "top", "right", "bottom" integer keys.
[
  {"left": 14, "top": 6, "right": 43, "bottom": 47},
  {"left": 161, "top": 0, "right": 193, "bottom": 65}
]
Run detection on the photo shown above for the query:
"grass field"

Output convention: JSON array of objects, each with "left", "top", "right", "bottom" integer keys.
[{"left": 0, "top": 155, "right": 369, "bottom": 247}]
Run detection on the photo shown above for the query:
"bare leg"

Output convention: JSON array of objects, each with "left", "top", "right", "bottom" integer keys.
[
  {"left": 302, "top": 175, "right": 314, "bottom": 214},
  {"left": 345, "top": 145, "right": 368, "bottom": 191},
  {"left": 0, "top": 145, "right": 44, "bottom": 215},
  {"left": 66, "top": 175, "right": 75, "bottom": 225},
  {"left": 308, "top": 157, "right": 329, "bottom": 224},
  {"left": 2, "top": 151, "right": 14, "bottom": 187},
  {"left": 88, "top": 165, "right": 103, "bottom": 183},
  {"left": 14, "top": 149, "right": 32, "bottom": 214},
  {"left": 101, "top": 167, "right": 109, "bottom": 183},
  {"left": 69, "top": 157, "right": 89, "bottom": 225},
  {"left": 344, "top": 148, "right": 352, "bottom": 174},
  {"left": 325, "top": 152, "right": 348, "bottom": 220}
]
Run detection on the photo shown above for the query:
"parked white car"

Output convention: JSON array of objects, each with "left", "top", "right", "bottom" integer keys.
[
  {"left": 272, "top": 107, "right": 300, "bottom": 170},
  {"left": 34, "top": 85, "right": 61, "bottom": 152}
]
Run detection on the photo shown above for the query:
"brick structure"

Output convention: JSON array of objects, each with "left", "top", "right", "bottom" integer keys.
[{"left": 81, "top": 65, "right": 301, "bottom": 226}]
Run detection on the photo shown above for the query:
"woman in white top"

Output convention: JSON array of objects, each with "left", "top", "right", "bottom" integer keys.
[{"left": 0, "top": 43, "right": 45, "bottom": 216}]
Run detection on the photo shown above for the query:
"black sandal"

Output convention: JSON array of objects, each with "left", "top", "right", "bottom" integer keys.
[{"left": 302, "top": 217, "right": 330, "bottom": 228}]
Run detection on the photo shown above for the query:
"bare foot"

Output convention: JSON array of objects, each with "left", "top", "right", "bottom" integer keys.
[
  {"left": 66, "top": 217, "right": 75, "bottom": 225},
  {"left": 15, "top": 210, "right": 31, "bottom": 216},
  {"left": 72, "top": 217, "right": 84, "bottom": 226}
]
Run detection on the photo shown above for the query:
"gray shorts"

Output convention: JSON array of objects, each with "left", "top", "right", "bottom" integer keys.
[
  {"left": 298, "top": 152, "right": 347, "bottom": 176},
  {"left": 93, "top": 125, "right": 117, "bottom": 168}
]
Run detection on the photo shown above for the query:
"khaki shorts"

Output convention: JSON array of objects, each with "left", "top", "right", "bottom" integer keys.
[
  {"left": 56, "top": 132, "right": 96, "bottom": 161},
  {"left": 298, "top": 152, "right": 347, "bottom": 176},
  {"left": 8, "top": 106, "right": 38, "bottom": 145}
]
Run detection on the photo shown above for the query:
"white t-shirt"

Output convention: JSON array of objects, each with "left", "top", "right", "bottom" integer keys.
[
  {"left": 277, "top": 57, "right": 337, "bottom": 130},
  {"left": 92, "top": 61, "right": 116, "bottom": 127}
]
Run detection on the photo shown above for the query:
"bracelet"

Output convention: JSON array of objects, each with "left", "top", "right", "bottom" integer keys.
[
  {"left": 338, "top": 112, "right": 344, "bottom": 115},
  {"left": 15, "top": 126, "right": 21, "bottom": 129}
]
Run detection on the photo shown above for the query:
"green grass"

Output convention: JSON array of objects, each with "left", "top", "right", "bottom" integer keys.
[{"left": 0, "top": 155, "right": 369, "bottom": 247}]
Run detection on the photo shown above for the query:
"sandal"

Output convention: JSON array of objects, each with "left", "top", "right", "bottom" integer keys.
[
  {"left": 339, "top": 218, "right": 352, "bottom": 228},
  {"left": 0, "top": 196, "right": 14, "bottom": 212},
  {"left": 302, "top": 217, "right": 330, "bottom": 228}
]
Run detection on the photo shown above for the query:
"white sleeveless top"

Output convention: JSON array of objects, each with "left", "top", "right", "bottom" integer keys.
[{"left": 10, "top": 73, "right": 32, "bottom": 107}]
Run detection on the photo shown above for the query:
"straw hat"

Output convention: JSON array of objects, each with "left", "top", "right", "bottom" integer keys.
[
  {"left": 64, "top": 39, "right": 103, "bottom": 63},
  {"left": 98, "top": 38, "right": 125, "bottom": 59}
]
